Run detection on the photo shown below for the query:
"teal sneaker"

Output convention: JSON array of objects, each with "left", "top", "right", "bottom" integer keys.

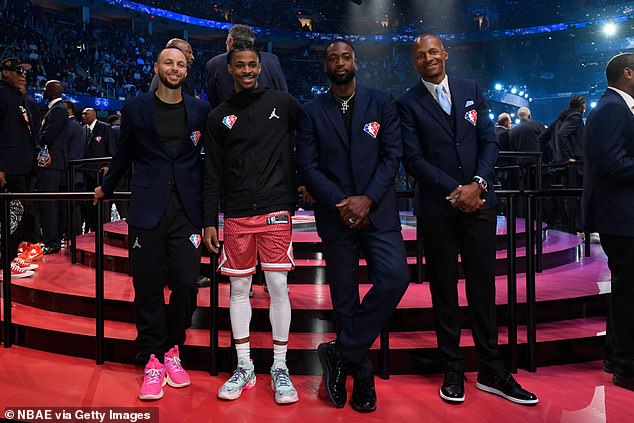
[
  {"left": 218, "top": 358, "right": 256, "bottom": 400},
  {"left": 270, "top": 360, "right": 299, "bottom": 404}
]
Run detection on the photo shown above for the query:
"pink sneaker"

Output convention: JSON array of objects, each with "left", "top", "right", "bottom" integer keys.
[
  {"left": 164, "top": 345, "right": 190, "bottom": 388},
  {"left": 138, "top": 354, "right": 166, "bottom": 400}
]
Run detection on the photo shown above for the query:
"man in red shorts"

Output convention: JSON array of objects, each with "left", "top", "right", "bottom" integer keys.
[{"left": 203, "top": 44, "right": 300, "bottom": 404}]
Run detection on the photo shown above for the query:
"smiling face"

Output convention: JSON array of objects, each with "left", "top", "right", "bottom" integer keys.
[
  {"left": 324, "top": 41, "right": 356, "bottom": 86},
  {"left": 228, "top": 49, "right": 261, "bottom": 92},
  {"left": 412, "top": 34, "right": 448, "bottom": 84},
  {"left": 154, "top": 47, "right": 188, "bottom": 90}
]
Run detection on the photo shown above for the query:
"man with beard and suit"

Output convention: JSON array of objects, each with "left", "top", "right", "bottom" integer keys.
[
  {"left": 81, "top": 107, "right": 113, "bottom": 232},
  {"left": 149, "top": 38, "right": 196, "bottom": 97},
  {"left": 36, "top": 80, "right": 69, "bottom": 254},
  {"left": 205, "top": 24, "right": 288, "bottom": 109},
  {"left": 0, "top": 57, "right": 40, "bottom": 273},
  {"left": 95, "top": 47, "right": 211, "bottom": 400},
  {"left": 296, "top": 39, "right": 409, "bottom": 413},
  {"left": 397, "top": 34, "right": 537, "bottom": 405},
  {"left": 582, "top": 53, "right": 634, "bottom": 392}
]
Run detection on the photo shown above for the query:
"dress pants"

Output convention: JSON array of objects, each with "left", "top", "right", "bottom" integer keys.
[
  {"left": 36, "top": 168, "right": 63, "bottom": 249},
  {"left": 129, "top": 188, "right": 201, "bottom": 362},
  {"left": 421, "top": 207, "right": 505, "bottom": 374},
  {"left": 322, "top": 219, "right": 409, "bottom": 374},
  {"left": 600, "top": 234, "right": 634, "bottom": 377},
  {"left": 1, "top": 174, "right": 40, "bottom": 258}
]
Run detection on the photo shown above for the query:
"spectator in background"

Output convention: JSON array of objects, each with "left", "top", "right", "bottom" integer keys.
[
  {"left": 81, "top": 107, "right": 113, "bottom": 232},
  {"left": 61, "top": 99, "right": 85, "bottom": 238},
  {"left": 205, "top": 24, "right": 288, "bottom": 109},
  {"left": 36, "top": 80, "right": 69, "bottom": 255},
  {"left": 509, "top": 106, "right": 545, "bottom": 189},
  {"left": 495, "top": 112, "right": 514, "bottom": 188}
]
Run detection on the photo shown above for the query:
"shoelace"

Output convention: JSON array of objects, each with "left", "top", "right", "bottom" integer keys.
[
  {"left": 445, "top": 370, "right": 464, "bottom": 385},
  {"left": 165, "top": 355, "right": 184, "bottom": 373},
  {"left": 145, "top": 368, "right": 163, "bottom": 385},
  {"left": 228, "top": 367, "right": 249, "bottom": 385},
  {"left": 11, "top": 262, "right": 26, "bottom": 272},
  {"left": 272, "top": 368, "right": 291, "bottom": 388}
]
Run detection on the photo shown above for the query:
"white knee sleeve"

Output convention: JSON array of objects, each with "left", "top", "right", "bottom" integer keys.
[
  {"left": 265, "top": 271, "right": 291, "bottom": 342},
  {"left": 229, "top": 276, "right": 252, "bottom": 340}
]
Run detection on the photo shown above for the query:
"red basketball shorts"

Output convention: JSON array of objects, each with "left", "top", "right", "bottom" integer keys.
[{"left": 218, "top": 211, "right": 294, "bottom": 276}]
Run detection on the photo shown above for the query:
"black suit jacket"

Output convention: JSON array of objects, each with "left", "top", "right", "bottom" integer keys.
[
  {"left": 509, "top": 119, "right": 545, "bottom": 164},
  {"left": 398, "top": 77, "right": 499, "bottom": 218},
  {"left": 205, "top": 51, "right": 288, "bottom": 109},
  {"left": 101, "top": 92, "right": 211, "bottom": 229},
  {"left": 84, "top": 120, "right": 114, "bottom": 159},
  {"left": 38, "top": 100, "right": 69, "bottom": 170},
  {"left": 495, "top": 125, "right": 512, "bottom": 166},
  {"left": 0, "top": 81, "right": 36, "bottom": 175},
  {"left": 582, "top": 89, "right": 634, "bottom": 236}
]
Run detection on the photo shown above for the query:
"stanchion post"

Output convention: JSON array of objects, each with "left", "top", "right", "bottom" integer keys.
[
  {"left": 506, "top": 195, "right": 518, "bottom": 373},
  {"left": 379, "top": 327, "right": 390, "bottom": 380},
  {"left": 525, "top": 195, "right": 537, "bottom": 372},
  {"left": 209, "top": 225, "right": 219, "bottom": 376},
  {"left": 2, "top": 197, "right": 13, "bottom": 347}
]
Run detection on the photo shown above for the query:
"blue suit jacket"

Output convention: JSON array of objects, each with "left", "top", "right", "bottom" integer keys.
[
  {"left": 397, "top": 77, "right": 499, "bottom": 218},
  {"left": 296, "top": 84, "right": 402, "bottom": 238},
  {"left": 101, "top": 92, "right": 211, "bottom": 229},
  {"left": 582, "top": 89, "right": 634, "bottom": 236}
]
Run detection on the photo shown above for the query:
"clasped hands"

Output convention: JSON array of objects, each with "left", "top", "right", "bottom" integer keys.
[
  {"left": 446, "top": 182, "right": 485, "bottom": 213},
  {"left": 337, "top": 195, "right": 372, "bottom": 230}
]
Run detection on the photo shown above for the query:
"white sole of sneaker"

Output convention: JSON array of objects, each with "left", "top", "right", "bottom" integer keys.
[
  {"left": 271, "top": 381, "right": 299, "bottom": 404},
  {"left": 217, "top": 375, "right": 257, "bottom": 400},
  {"left": 166, "top": 374, "right": 190, "bottom": 388},
  {"left": 439, "top": 388, "right": 465, "bottom": 403},
  {"left": 139, "top": 379, "right": 167, "bottom": 401},
  {"left": 476, "top": 382, "right": 539, "bottom": 405}
]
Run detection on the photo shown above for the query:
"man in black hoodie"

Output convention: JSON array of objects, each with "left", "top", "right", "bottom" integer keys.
[{"left": 203, "top": 45, "right": 300, "bottom": 405}]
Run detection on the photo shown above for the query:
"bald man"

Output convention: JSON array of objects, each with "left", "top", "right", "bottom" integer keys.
[
  {"left": 149, "top": 38, "right": 196, "bottom": 96},
  {"left": 35, "top": 80, "right": 69, "bottom": 254},
  {"left": 398, "top": 34, "right": 537, "bottom": 405}
]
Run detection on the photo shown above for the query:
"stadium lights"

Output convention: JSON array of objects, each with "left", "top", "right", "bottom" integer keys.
[
  {"left": 591, "top": 101, "right": 597, "bottom": 108},
  {"left": 515, "top": 118, "right": 521, "bottom": 125},
  {"left": 603, "top": 22, "right": 617, "bottom": 36},
  {"left": 511, "top": 87, "right": 517, "bottom": 94},
  {"left": 489, "top": 113, "right": 495, "bottom": 120},
  {"left": 519, "top": 91, "right": 524, "bottom": 96},
  {"left": 494, "top": 83, "right": 503, "bottom": 91}
]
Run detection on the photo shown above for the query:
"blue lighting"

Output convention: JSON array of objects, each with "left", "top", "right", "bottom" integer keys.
[
  {"left": 515, "top": 118, "right": 521, "bottom": 125},
  {"left": 591, "top": 101, "right": 597, "bottom": 108},
  {"left": 494, "top": 83, "right": 503, "bottom": 91},
  {"left": 519, "top": 91, "right": 524, "bottom": 96},
  {"left": 511, "top": 88, "right": 518, "bottom": 94},
  {"left": 489, "top": 113, "right": 495, "bottom": 120}
]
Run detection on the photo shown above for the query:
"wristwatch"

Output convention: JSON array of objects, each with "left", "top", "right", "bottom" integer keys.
[{"left": 472, "top": 176, "right": 488, "bottom": 192}]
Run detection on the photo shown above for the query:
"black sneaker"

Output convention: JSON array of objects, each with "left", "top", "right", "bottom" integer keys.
[
  {"left": 317, "top": 341, "right": 347, "bottom": 408},
  {"left": 476, "top": 371, "right": 538, "bottom": 405},
  {"left": 350, "top": 375, "right": 377, "bottom": 413},
  {"left": 440, "top": 369, "right": 465, "bottom": 403}
]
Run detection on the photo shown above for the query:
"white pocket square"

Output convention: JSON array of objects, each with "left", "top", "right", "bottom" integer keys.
[{"left": 465, "top": 100, "right": 474, "bottom": 107}]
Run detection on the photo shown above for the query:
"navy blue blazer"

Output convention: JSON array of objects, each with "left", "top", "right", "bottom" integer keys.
[
  {"left": 397, "top": 77, "right": 499, "bottom": 218},
  {"left": 205, "top": 51, "right": 288, "bottom": 109},
  {"left": 582, "top": 89, "right": 634, "bottom": 236},
  {"left": 296, "top": 84, "right": 402, "bottom": 238},
  {"left": 101, "top": 92, "right": 211, "bottom": 229},
  {"left": 38, "top": 100, "right": 69, "bottom": 170}
]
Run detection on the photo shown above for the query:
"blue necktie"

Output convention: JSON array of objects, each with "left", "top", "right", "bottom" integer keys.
[{"left": 436, "top": 85, "right": 452, "bottom": 115}]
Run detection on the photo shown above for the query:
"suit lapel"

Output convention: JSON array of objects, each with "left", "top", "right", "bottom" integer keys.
[
  {"left": 412, "top": 82, "right": 453, "bottom": 137},
  {"left": 175, "top": 95, "right": 198, "bottom": 156},
  {"left": 450, "top": 77, "right": 470, "bottom": 144},
  {"left": 139, "top": 93, "right": 170, "bottom": 156},
  {"left": 322, "top": 93, "right": 349, "bottom": 148},
  {"left": 350, "top": 85, "right": 370, "bottom": 143}
]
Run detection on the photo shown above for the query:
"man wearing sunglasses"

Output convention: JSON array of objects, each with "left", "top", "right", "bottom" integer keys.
[{"left": 0, "top": 57, "right": 40, "bottom": 273}]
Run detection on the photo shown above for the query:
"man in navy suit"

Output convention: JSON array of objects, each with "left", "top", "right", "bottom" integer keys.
[
  {"left": 582, "top": 52, "right": 634, "bottom": 392},
  {"left": 397, "top": 34, "right": 537, "bottom": 405},
  {"left": 296, "top": 39, "right": 408, "bottom": 413},
  {"left": 205, "top": 24, "right": 288, "bottom": 109},
  {"left": 36, "top": 80, "right": 69, "bottom": 254},
  {"left": 95, "top": 47, "right": 211, "bottom": 400}
]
